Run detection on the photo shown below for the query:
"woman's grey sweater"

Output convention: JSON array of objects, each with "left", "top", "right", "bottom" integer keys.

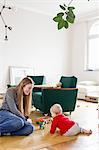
[{"left": 0, "top": 87, "right": 25, "bottom": 119}]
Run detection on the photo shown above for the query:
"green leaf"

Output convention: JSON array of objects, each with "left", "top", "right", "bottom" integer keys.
[
  {"left": 58, "top": 19, "right": 65, "bottom": 30},
  {"left": 66, "top": 15, "right": 75, "bottom": 23},
  {"left": 59, "top": 5, "right": 66, "bottom": 10},
  {"left": 57, "top": 12, "right": 64, "bottom": 17},
  {"left": 68, "top": 11, "right": 75, "bottom": 18},
  {"left": 53, "top": 16, "right": 62, "bottom": 22},
  {"left": 66, "top": 11, "right": 75, "bottom": 23},
  {"left": 53, "top": 4, "right": 76, "bottom": 30},
  {"left": 64, "top": 21, "right": 69, "bottom": 29},
  {"left": 68, "top": 7, "right": 75, "bottom": 11}
]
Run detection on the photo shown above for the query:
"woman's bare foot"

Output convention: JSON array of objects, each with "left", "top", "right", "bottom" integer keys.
[{"left": 81, "top": 129, "right": 92, "bottom": 135}]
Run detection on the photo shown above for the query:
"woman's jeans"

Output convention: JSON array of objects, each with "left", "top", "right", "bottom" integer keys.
[{"left": 0, "top": 110, "right": 34, "bottom": 136}]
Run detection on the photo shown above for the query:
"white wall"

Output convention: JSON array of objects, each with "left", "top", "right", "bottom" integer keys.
[
  {"left": 70, "top": 20, "right": 99, "bottom": 82},
  {"left": 0, "top": 8, "right": 72, "bottom": 93}
]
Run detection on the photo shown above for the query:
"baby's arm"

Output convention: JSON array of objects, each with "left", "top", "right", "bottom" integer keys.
[{"left": 50, "top": 119, "right": 57, "bottom": 134}]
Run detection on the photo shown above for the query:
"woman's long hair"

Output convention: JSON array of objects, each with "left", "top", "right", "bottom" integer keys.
[{"left": 15, "top": 77, "right": 34, "bottom": 117}]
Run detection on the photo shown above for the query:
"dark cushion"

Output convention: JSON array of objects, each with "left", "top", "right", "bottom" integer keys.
[
  {"left": 27, "top": 76, "right": 45, "bottom": 85},
  {"left": 28, "top": 75, "right": 45, "bottom": 92},
  {"left": 60, "top": 76, "right": 77, "bottom": 88}
]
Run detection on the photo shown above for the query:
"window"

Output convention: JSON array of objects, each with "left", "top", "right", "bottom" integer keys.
[{"left": 86, "top": 20, "right": 99, "bottom": 71}]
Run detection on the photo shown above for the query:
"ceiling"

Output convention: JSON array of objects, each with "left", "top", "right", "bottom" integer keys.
[{"left": 2, "top": 0, "right": 99, "bottom": 18}]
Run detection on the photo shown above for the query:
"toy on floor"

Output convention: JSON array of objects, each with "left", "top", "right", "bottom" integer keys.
[
  {"left": 35, "top": 117, "right": 52, "bottom": 130},
  {"left": 35, "top": 117, "right": 46, "bottom": 129}
]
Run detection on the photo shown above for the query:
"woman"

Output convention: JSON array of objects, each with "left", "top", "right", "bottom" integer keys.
[{"left": 0, "top": 77, "right": 34, "bottom": 136}]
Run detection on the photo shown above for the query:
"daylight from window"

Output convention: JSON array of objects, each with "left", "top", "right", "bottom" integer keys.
[{"left": 87, "top": 20, "right": 99, "bottom": 70}]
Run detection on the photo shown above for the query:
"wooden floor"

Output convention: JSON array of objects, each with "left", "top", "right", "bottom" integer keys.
[{"left": 0, "top": 100, "right": 99, "bottom": 150}]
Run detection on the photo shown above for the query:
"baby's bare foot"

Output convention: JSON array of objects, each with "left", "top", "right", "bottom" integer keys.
[{"left": 81, "top": 129, "right": 92, "bottom": 135}]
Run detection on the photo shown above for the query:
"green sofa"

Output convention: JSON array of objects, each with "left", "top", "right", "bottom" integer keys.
[{"left": 33, "top": 76, "right": 78, "bottom": 114}]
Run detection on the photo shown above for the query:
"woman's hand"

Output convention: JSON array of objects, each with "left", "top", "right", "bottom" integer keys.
[{"left": 27, "top": 118, "right": 32, "bottom": 124}]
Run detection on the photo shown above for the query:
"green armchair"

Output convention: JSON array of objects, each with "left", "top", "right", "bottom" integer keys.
[{"left": 33, "top": 76, "right": 78, "bottom": 114}]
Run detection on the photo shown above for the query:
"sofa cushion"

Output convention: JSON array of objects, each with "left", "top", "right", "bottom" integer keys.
[
  {"left": 28, "top": 76, "right": 45, "bottom": 92},
  {"left": 60, "top": 76, "right": 77, "bottom": 88}
]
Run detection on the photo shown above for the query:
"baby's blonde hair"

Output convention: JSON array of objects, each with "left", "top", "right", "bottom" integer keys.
[{"left": 50, "top": 103, "right": 62, "bottom": 115}]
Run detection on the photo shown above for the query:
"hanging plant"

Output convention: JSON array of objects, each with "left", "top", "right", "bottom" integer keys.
[{"left": 53, "top": 0, "right": 90, "bottom": 30}]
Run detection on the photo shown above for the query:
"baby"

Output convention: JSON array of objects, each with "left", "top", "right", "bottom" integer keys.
[{"left": 50, "top": 104, "right": 92, "bottom": 136}]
